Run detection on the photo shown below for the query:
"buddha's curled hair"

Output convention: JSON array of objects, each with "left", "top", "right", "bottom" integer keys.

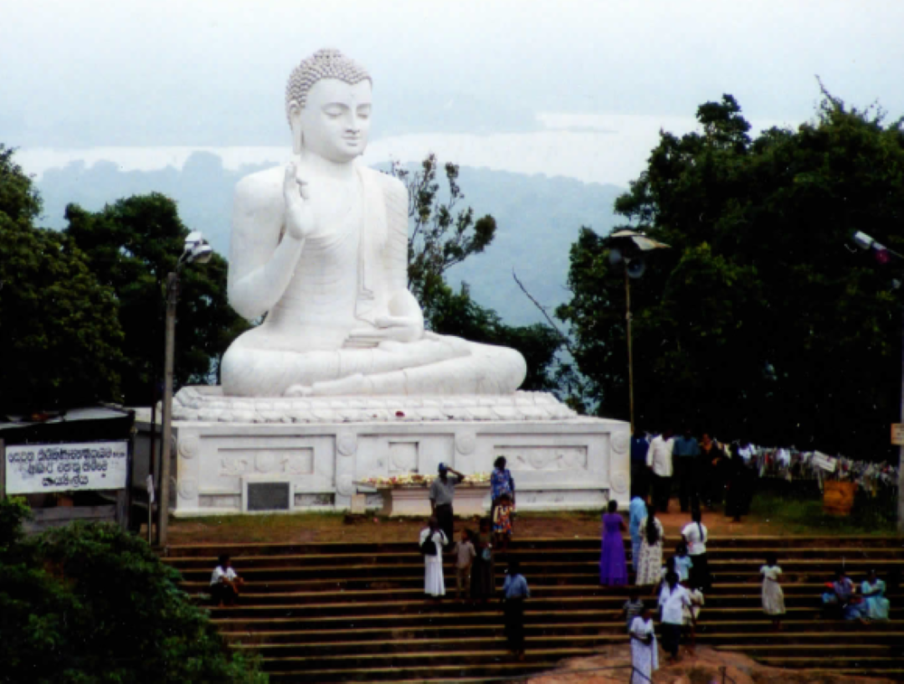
[{"left": 285, "top": 49, "right": 371, "bottom": 124}]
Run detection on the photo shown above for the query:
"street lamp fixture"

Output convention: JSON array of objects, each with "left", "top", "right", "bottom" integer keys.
[
  {"left": 156, "top": 231, "right": 211, "bottom": 547},
  {"left": 604, "top": 229, "right": 670, "bottom": 434},
  {"left": 183, "top": 231, "right": 213, "bottom": 265},
  {"left": 849, "top": 230, "right": 904, "bottom": 534},
  {"left": 852, "top": 231, "right": 901, "bottom": 265}
]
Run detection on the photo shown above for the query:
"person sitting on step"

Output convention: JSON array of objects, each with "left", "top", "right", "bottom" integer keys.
[
  {"left": 822, "top": 568, "right": 868, "bottom": 623},
  {"left": 861, "top": 568, "right": 890, "bottom": 622},
  {"left": 210, "top": 554, "right": 244, "bottom": 607}
]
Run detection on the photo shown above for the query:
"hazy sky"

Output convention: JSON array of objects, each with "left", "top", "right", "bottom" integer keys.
[{"left": 5, "top": 0, "right": 904, "bottom": 185}]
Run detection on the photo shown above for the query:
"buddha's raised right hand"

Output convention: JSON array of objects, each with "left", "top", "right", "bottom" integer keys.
[{"left": 283, "top": 162, "right": 315, "bottom": 240}]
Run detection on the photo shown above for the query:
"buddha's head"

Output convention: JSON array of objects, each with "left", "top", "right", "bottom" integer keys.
[{"left": 286, "top": 49, "right": 373, "bottom": 161}]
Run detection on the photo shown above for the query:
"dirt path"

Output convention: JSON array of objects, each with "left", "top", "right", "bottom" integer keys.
[{"left": 532, "top": 645, "right": 897, "bottom": 684}]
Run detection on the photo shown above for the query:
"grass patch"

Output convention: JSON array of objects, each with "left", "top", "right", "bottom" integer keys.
[
  {"left": 170, "top": 511, "right": 353, "bottom": 543},
  {"left": 749, "top": 484, "right": 897, "bottom": 536},
  {"left": 181, "top": 511, "right": 347, "bottom": 528}
]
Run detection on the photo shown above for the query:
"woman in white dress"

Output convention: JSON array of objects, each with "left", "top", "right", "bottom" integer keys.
[
  {"left": 636, "top": 503, "right": 664, "bottom": 587},
  {"left": 681, "top": 509, "right": 711, "bottom": 590},
  {"left": 760, "top": 552, "right": 785, "bottom": 630},
  {"left": 629, "top": 607, "right": 659, "bottom": 683},
  {"left": 420, "top": 517, "right": 447, "bottom": 599}
]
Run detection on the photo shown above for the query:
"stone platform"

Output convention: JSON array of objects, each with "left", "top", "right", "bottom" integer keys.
[{"left": 160, "top": 387, "right": 630, "bottom": 517}]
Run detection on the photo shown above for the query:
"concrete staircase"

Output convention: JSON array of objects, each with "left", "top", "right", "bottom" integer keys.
[{"left": 166, "top": 536, "right": 904, "bottom": 682}]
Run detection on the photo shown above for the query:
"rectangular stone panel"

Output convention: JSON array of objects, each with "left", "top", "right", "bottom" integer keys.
[
  {"left": 246, "top": 482, "right": 291, "bottom": 511},
  {"left": 218, "top": 447, "right": 314, "bottom": 476},
  {"left": 200, "top": 494, "right": 241, "bottom": 509},
  {"left": 494, "top": 445, "right": 588, "bottom": 470},
  {"left": 388, "top": 442, "right": 418, "bottom": 473},
  {"left": 295, "top": 492, "right": 333, "bottom": 507}
]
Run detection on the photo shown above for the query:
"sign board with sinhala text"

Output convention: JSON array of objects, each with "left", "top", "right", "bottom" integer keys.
[
  {"left": 812, "top": 451, "right": 837, "bottom": 473},
  {"left": 5, "top": 441, "right": 128, "bottom": 495},
  {"left": 891, "top": 423, "right": 904, "bottom": 446}
]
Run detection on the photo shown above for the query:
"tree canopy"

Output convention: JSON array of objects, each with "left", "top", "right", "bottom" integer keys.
[
  {"left": 558, "top": 92, "right": 904, "bottom": 460},
  {"left": 64, "top": 194, "right": 248, "bottom": 406},
  {"left": 0, "top": 146, "right": 124, "bottom": 412}
]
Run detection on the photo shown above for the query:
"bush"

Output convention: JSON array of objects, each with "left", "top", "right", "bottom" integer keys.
[{"left": 0, "top": 498, "right": 266, "bottom": 684}]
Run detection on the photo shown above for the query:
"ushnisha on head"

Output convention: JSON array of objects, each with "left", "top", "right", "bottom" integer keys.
[
  {"left": 285, "top": 48, "right": 371, "bottom": 120},
  {"left": 285, "top": 49, "right": 373, "bottom": 157}
]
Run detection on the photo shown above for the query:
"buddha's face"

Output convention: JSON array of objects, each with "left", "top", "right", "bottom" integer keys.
[{"left": 290, "top": 78, "right": 372, "bottom": 162}]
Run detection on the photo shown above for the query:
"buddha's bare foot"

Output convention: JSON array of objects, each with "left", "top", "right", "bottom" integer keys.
[{"left": 285, "top": 384, "right": 314, "bottom": 397}]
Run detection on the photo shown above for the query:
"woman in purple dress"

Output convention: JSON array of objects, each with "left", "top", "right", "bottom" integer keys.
[
  {"left": 490, "top": 456, "right": 515, "bottom": 522},
  {"left": 600, "top": 499, "right": 629, "bottom": 586}
]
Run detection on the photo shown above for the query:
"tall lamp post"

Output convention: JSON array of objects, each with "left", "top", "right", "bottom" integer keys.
[
  {"left": 851, "top": 231, "right": 904, "bottom": 534},
  {"left": 605, "top": 230, "right": 670, "bottom": 434},
  {"left": 157, "top": 231, "right": 212, "bottom": 547}
]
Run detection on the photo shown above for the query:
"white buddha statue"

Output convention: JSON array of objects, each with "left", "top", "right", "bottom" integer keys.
[{"left": 221, "top": 49, "right": 526, "bottom": 397}]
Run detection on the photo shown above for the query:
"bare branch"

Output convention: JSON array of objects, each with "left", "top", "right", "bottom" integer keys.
[{"left": 511, "top": 269, "right": 575, "bottom": 356}]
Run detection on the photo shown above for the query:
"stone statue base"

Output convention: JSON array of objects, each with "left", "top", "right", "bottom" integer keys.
[{"left": 153, "top": 386, "right": 630, "bottom": 517}]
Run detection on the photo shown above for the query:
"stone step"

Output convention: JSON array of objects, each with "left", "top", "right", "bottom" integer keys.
[
  {"left": 258, "top": 647, "right": 599, "bottom": 673},
  {"left": 206, "top": 595, "right": 903, "bottom": 620},
  {"left": 168, "top": 535, "right": 904, "bottom": 681},
  {"left": 212, "top": 607, "right": 901, "bottom": 632},
  {"left": 173, "top": 559, "right": 904, "bottom": 584},
  {"left": 184, "top": 581, "right": 904, "bottom": 601},
  {"left": 266, "top": 661, "right": 555, "bottom": 682},
  {"left": 193, "top": 585, "right": 904, "bottom": 607},
  {"left": 220, "top": 620, "right": 904, "bottom": 642},
  {"left": 256, "top": 644, "right": 904, "bottom": 674},
  {"left": 180, "top": 572, "right": 904, "bottom": 592},
  {"left": 227, "top": 630, "right": 904, "bottom": 657},
  {"left": 165, "top": 536, "right": 904, "bottom": 558},
  {"left": 165, "top": 546, "right": 904, "bottom": 569}
]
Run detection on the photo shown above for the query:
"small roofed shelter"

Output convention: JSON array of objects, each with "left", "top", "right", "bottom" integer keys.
[{"left": 0, "top": 407, "right": 135, "bottom": 534}]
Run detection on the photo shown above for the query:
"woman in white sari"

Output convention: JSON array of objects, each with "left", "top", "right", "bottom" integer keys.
[
  {"left": 636, "top": 503, "right": 664, "bottom": 587},
  {"left": 629, "top": 607, "right": 659, "bottom": 683},
  {"left": 420, "top": 517, "right": 447, "bottom": 599}
]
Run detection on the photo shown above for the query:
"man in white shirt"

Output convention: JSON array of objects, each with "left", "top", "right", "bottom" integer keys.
[
  {"left": 647, "top": 429, "right": 675, "bottom": 513},
  {"left": 210, "top": 554, "right": 244, "bottom": 606},
  {"left": 658, "top": 571, "right": 693, "bottom": 663}
]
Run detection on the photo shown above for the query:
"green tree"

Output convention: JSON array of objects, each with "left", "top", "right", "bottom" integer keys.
[
  {"left": 64, "top": 194, "right": 249, "bottom": 405},
  {"left": 392, "top": 154, "right": 496, "bottom": 307},
  {"left": 391, "top": 155, "right": 563, "bottom": 391},
  {"left": 559, "top": 92, "right": 904, "bottom": 459},
  {"left": 0, "top": 145, "right": 124, "bottom": 412},
  {"left": 0, "top": 499, "right": 266, "bottom": 684}
]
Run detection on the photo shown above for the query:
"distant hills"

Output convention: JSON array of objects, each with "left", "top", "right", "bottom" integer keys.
[{"left": 35, "top": 152, "right": 624, "bottom": 325}]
